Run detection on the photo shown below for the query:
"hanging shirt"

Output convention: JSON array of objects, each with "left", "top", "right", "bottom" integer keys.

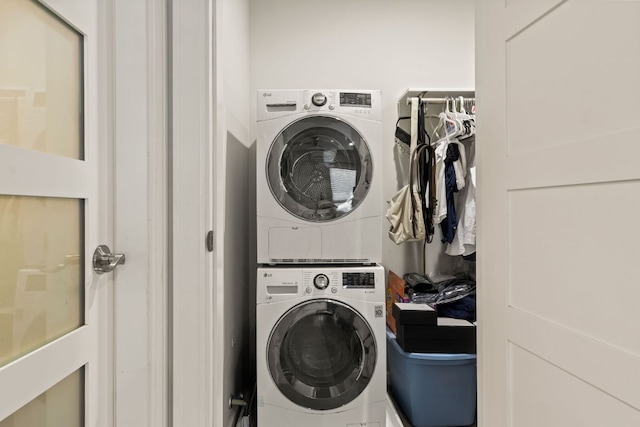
[
  {"left": 440, "top": 143, "right": 461, "bottom": 243},
  {"left": 452, "top": 140, "right": 467, "bottom": 191},
  {"left": 433, "top": 138, "right": 450, "bottom": 225},
  {"left": 446, "top": 137, "right": 476, "bottom": 256}
]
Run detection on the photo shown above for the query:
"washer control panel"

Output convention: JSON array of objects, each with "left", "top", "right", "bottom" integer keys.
[
  {"left": 258, "top": 266, "right": 383, "bottom": 303},
  {"left": 342, "top": 272, "right": 375, "bottom": 289},
  {"left": 311, "top": 92, "right": 327, "bottom": 107},
  {"left": 301, "top": 268, "right": 379, "bottom": 296}
]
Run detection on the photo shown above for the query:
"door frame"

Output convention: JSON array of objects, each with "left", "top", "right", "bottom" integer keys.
[
  {"left": 169, "top": 0, "right": 221, "bottom": 426},
  {"left": 108, "top": 0, "right": 170, "bottom": 426},
  {"left": 110, "top": 0, "right": 221, "bottom": 425}
]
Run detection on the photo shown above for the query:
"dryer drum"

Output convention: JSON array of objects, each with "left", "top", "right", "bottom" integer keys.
[{"left": 267, "top": 116, "right": 373, "bottom": 223}]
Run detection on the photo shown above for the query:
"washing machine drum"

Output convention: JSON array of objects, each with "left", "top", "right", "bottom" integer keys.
[
  {"left": 266, "top": 115, "right": 373, "bottom": 222},
  {"left": 267, "top": 299, "right": 377, "bottom": 411}
]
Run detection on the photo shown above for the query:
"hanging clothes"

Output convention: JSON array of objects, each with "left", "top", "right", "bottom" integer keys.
[
  {"left": 433, "top": 138, "right": 449, "bottom": 225},
  {"left": 416, "top": 99, "right": 435, "bottom": 242},
  {"left": 441, "top": 142, "right": 461, "bottom": 243},
  {"left": 446, "top": 137, "right": 476, "bottom": 256},
  {"left": 389, "top": 94, "right": 476, "bottom": 256},
  {"left": 452, "top": 140, "right": 467, "bottom": 191}
]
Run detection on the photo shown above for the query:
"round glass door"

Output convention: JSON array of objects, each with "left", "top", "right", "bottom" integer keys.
[
  {"left": 266, "top": 116, "right": 373, "bottom": 222},
  {"left": 267, "top": 299, "right": 377, "bottom": 411}
]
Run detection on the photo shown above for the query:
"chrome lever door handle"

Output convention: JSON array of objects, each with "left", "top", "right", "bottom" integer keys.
[{"left": 93, "top": 244, "right": 126, "bottom": 274}]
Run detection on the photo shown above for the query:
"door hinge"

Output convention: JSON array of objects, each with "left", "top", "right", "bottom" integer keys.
[{"left": 206, "top": 230, "right": 214, "bottom": 252}]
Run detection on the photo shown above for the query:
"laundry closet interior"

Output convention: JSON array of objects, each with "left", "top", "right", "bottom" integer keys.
[{"left": 239, "top": 1, "right": 476, "bottom": 426}]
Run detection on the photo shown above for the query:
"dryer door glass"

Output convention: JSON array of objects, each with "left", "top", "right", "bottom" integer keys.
[
  {"left": 267, "top": 299, "right": 377, "bottom": 411},
  {"left": 266, "top": 116, "right": 373, "bottom": 222}
]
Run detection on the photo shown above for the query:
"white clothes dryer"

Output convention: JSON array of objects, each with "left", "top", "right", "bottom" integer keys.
[
  {"left": 256, "top": 265, "right": 386, "bottom": 427},
  {"left": 257, "top": 89, "right": 382, "bottom": 264}
]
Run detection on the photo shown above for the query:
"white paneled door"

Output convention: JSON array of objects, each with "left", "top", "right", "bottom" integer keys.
[
  {"left": 0, "top": 0, "right": 110, "bottom": 426},
  {"left": 477, "top": 1, "right": 640, "bottom": 426}
]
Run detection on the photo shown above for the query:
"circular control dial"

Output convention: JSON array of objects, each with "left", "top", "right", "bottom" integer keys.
[
  {"left": 313, "top": 274, "right": 330, "bottom": 290},
  {"left": 311, "top": 93, "right": 327, "bottom": 107}
]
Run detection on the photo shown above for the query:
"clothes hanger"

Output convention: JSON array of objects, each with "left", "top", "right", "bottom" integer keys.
[
  {"left": 459, "top": 96, "right": 466, "bottom": 114},
  {"left": 395, "top": 116, "right": 412, "bottom": 149},
  {"left": 456, "top": 97, "right": 474, "bottom": 139},
  {"left": 443, "top": 97, "right": 463, "bottom": 138}
]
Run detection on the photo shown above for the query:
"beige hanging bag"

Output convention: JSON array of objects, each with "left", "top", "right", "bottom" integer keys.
[{"left": 386, "top": 97, "right": 426, "bottom": 244}]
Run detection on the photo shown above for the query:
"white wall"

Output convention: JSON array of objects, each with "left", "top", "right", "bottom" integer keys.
[
  {"left": 217, "top": 0, "right": 253, "bottom": 425},
  {"left": 249, "top": 0, "right": 475, "bottom": 276}
]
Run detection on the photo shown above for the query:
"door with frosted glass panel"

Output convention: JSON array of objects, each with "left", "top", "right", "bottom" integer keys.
[{"left": 0, "top": 0, "right": 109, "bottom": 425}]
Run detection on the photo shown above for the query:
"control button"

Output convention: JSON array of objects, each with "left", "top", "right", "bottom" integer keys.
[
  {"left": 305, "top": 287, "right": 312, "bottom": 294},
  {"left": 331, "top": 287, "right": 337, "bottom": 294},
  {"left": 313, "top": 274, "right": 330, "bottom": 290},
  {"left": 304, "top": 104, "right": 310, "bottom": 110},
  {"left": 328, "top": 104, "right": 335, "bottom": 110},
  {"left": 311, "top": 93, "right": 327, "bottom": 107}
]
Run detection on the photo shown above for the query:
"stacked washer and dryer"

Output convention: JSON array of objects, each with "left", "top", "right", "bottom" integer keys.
[{"left": 256, "top": 90, "right": 387, "bottom": 427}]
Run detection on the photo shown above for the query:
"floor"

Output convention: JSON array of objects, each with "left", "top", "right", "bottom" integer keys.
[{"left": 386, "top": 393, "right": 408, "bottom": 427}]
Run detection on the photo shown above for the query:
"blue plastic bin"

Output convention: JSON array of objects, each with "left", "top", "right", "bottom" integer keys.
[{"left": 387, "top": 330, "right": 476, "bottom": 427}]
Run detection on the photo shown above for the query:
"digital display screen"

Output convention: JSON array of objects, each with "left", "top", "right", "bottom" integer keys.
[
  {"left": 340, "top": 92, "right": 372, "bottom": 107},
  {"left": 343, "top": 272, "right": 375, "bottom": 289}
]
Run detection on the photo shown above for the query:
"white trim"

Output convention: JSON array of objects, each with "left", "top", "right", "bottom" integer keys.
[
  {"left": 146, "top": 0, "right": 170, "bottom": 426},
  {"left": 0, "top": 146, "right": 90, "bottom": 197},
  {"left": 39, "top": 0, "right": 93, "bottom": 34},
  {"left": 0, "top": 327, "right": 90, "bottom": 421},
  {"left": 170, "top": 0, "right": 216, "bottom": 425},
  {"left": 212, "top": 0, "right": 225, "bottom": 425},
  {"left": 113, "top": 0, "right": 151, "bottom": 423},
  {"left": 96, "top": 0, "right": 116, "bottom": 425},
  {"left": 505, "top": 0, "right": 568, "bottom": 40},
  {"left": 111, "top": 0, "right": 169, "bottom": 425}
]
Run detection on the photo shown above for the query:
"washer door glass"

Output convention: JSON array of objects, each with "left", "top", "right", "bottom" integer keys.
[
  {"left": 267, "top": 116, "right": 373, "bottom": 222},
  {"left": 267, "top": 299, "right": 377, "bottom": 411}
]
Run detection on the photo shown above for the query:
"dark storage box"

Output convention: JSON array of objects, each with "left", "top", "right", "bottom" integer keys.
[
  {"left": 392, "top": 302, "right": 437, "bottom": 326},
  {"left": 396, "top": 317, "right": 476, "bottom": 354},
  {"left": 392, "top": 302, "right": 476, "bottom": 354}
]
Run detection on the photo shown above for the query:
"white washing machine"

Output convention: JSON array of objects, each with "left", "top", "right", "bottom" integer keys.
[
  {"left": 256, "top": 265, "right": 386, "bottom": 427},
  {"left": 256, "top": 89, "right": 382, "bottom": 264}
]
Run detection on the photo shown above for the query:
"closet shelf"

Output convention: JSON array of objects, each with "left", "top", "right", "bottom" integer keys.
[
  {"left": 399, "top": 89, "right": 475, "bottom": 104},
  {"left": 397, "top": 88, "right": 475, "bottom": 116}
]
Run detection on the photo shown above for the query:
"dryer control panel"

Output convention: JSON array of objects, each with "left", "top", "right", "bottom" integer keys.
[
  {"left": 339, "top": 92, "right": 372, "bottom": 107},
  {"left": 257, "top": 89, "right": 382, "bottom": 122},
  {"left": 301, "top": 90, "right": 381, "bottom": 120}
]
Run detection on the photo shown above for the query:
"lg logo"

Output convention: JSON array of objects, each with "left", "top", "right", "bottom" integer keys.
[
  {"left": 263, "top": 272, "right": 272, "bottom": 277},
  {"left": 262, "top": 92, "right": 272, "bottom": 97}
]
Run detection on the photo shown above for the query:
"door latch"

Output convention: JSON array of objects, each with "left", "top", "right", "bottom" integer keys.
[
  {"left": 93, "top": 245, "right": 126, "bottom": 274},
  {"left": 206, "top": 230, "right": 214, "bottom": 252}
]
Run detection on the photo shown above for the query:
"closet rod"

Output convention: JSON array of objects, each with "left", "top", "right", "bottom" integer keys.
[{"left": 406, "top": 97, "right": 476, "bottom": 105}]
